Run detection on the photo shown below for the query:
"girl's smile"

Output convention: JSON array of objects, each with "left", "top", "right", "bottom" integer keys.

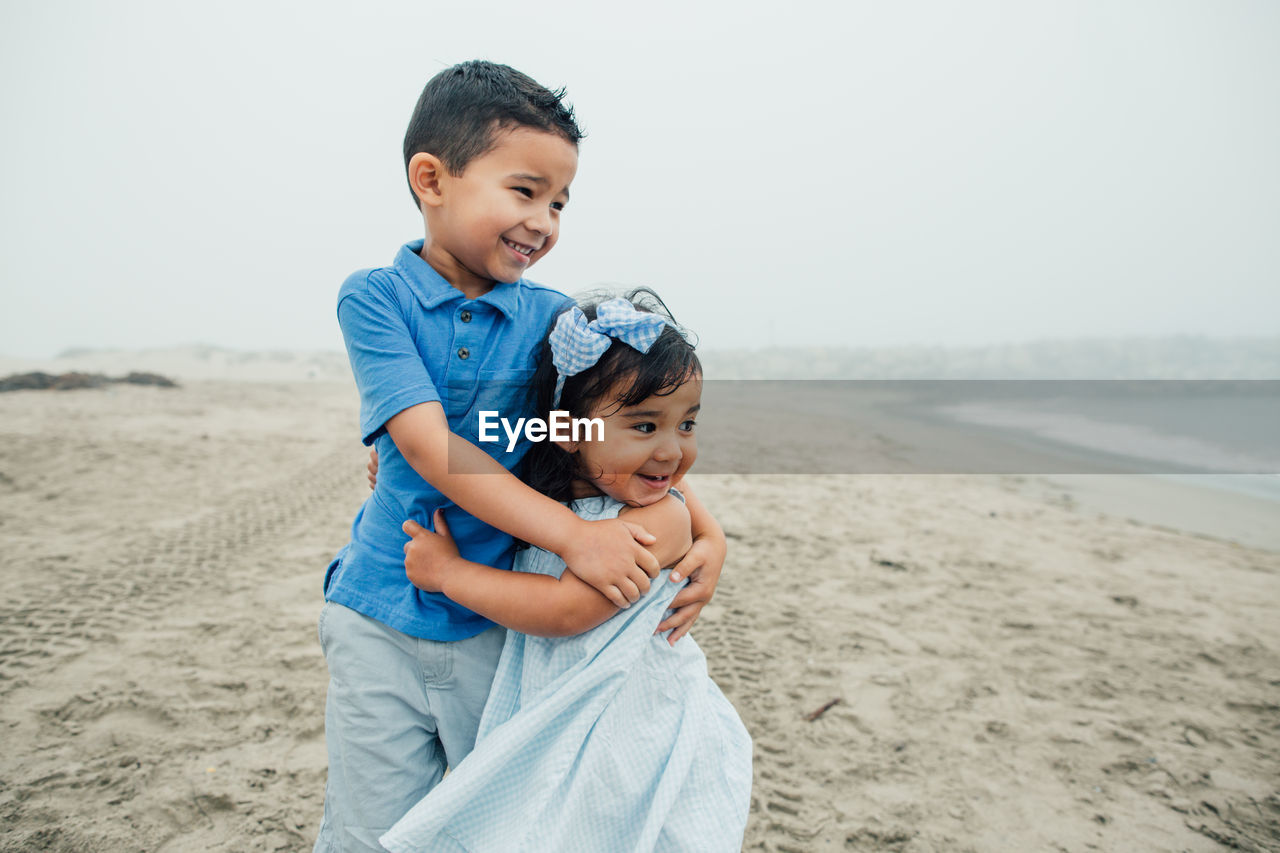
[{"left": 563, "top": 374, "right": 702, "bottom": 507}]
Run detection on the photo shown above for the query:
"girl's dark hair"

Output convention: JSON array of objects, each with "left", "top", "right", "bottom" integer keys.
[{"left": 521, "top": 288, "right": 700, "bottom": 505}]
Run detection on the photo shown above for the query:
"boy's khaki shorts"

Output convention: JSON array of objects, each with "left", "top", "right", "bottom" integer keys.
[{"left": 313, "top": 601, "right": 505, "bottom": 853}]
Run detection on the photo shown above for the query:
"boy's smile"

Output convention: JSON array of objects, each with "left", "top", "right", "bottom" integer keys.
[{"left": 416, "top": 127, "right": 578, "bottom": 297}]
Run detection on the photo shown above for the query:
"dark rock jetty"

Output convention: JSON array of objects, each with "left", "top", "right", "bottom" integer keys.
[{"left": 0, "top": 371, "right": 179, "bottom": 392}]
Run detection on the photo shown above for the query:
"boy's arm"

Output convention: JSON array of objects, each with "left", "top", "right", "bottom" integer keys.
[
  {"left": 337, "top": 279, "right": 657, "bottom": 607},
  {"left": 386, "top": 402, "right": 660, "bottom": 606},
  {"left": 404, "top": 496, "right": 691, "bottom": 637},
  {"left": 656, "top": 478, "right": 728, "bottom": 644}
]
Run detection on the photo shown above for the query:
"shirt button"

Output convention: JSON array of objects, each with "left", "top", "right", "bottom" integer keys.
[
  {"left": 457, "top": 347, "right": 470, "bottom": 360},
  {"left": 460, "top": 310, "right": 472, "bottom": 323}
]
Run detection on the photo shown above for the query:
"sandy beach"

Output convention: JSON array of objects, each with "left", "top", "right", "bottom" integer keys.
[{"left": 1, "top": 369, "right": 1277, "bottom": 851}]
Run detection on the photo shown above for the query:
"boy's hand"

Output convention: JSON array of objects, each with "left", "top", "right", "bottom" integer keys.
[
  {"left": 367, "top": 447, "right": 379, "bottom": 490},
  {"left": 561, "top": 518, "right": 660, "bottom": 609},
  {"left": 656, "top": 532, "right": 727, "bottom": 644},
  {"left": 402, "top": 509, "right": 460, "bottom": 593}
]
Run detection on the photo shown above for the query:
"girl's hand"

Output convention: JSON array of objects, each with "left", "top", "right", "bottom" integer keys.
[
  {"left": 656, "top": 533, "right": 726, "bottom": 644},
  {"left": 367, "top": 447, "right": 379, "bottom": 490},
  {"left": 402, "top": 509, "right": 460, "bottom": 593}
]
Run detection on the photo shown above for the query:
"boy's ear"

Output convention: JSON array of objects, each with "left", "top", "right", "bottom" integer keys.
[{"left": 408, "top": 152, "right": 447, "bottom": 209}]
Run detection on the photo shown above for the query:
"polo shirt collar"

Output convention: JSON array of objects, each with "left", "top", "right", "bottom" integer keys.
[{"left": 394, "top": 240, "right": 523, "bottom": 320}]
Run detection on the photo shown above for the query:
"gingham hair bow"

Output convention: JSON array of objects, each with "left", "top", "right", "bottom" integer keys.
[{"left": 549, "top": 298, "right": 671, "bottom": 407}]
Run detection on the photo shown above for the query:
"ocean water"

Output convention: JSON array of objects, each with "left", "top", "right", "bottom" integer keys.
[
  {"left": 695, "top": 380, "right": 1280, "bottom": 483},
  {"left": 1152, "top": 473, "right": 1280, "bottom": 504},
  {"left": 930, "top": 382, "right": 1280, "bottom": 502},
  {"left": 935, "top": 386, "right": 1280, "bottom": 474}
]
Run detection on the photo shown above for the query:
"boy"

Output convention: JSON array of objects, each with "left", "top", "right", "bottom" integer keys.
[{"left": 316, "top": 61, "right": 727, "bottom": 852}]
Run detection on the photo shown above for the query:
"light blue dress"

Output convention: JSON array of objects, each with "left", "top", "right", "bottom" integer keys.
[{"left": 380, "top": 493, "right": 753, "bottom": 853}]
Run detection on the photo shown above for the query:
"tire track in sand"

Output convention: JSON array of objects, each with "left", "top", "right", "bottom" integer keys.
[{"left": 0, "top": 443, "right": 360, "bottom": 697}]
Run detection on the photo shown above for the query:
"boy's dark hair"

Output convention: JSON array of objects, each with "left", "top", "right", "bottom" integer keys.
[
  {"left": 403, "top": 60, "right": 584, "bottom": 209},
  {"left": 521, "top": 288, "right": 701, "bottom": 507}
]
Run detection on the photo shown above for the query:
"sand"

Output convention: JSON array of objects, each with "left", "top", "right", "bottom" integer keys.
[{"left": 1, "top": 374, "right": 1277, "bottom": 852}]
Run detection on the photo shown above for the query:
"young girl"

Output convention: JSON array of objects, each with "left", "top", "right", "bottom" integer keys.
[{"left": 378, "top": 293, "right": 752, "bottom": 853}]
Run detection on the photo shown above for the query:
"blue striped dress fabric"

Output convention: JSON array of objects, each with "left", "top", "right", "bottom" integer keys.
[{"left": 380, "top": 493, "right": 752, "bottom": 853}]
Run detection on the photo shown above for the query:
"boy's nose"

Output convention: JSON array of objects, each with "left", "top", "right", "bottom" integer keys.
[
  {"left": 527, "top": 203, "right": 558, "bottom": 235},
  {"left": 525, "top": 206, "right": 553, "bottom": 235}
]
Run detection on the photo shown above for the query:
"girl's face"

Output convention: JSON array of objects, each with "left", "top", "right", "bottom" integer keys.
[{"left": 562, "top": 373, "right": 702, "bottom": 507}]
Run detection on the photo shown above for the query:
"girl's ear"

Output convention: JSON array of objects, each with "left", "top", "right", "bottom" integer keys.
[
  {"left": 408, "top": 152, "right": 447, "bottom": 210},
  {"left": 552, "top": 437, "right": 578, "bottom": 455}
]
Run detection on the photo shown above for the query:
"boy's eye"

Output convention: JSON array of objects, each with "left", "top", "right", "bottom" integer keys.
[
  {"left": 551, "top": 201, "right": 565, "bottom": 212},
  {"left": 679, "top": 419, "right": 697, "bottom": 432},
  {"left": 512, "top": 186, "right": 533, "bottom": 197}
]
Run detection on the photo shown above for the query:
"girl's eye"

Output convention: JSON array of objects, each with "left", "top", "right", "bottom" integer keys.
[
  {"left": 632, "top": 423, "right": 656, "bottom": 434},
  {"left": 513, "top": 187, "right": 533, "bottom": 197},
  {"left": 551, "top": 201, "right": 565, "bottom": 212}
]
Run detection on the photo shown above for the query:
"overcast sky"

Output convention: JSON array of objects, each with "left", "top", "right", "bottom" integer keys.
[{"left": 2, "top": 0, "right": 1277, "bottom": 358}]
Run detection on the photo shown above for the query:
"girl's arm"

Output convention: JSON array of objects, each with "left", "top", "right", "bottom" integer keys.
[
  {"left": 403, "top": 495, "right": 692, "bottom": 638},
  {"left": 656, "top": 477, "right": 728, "bottom": 643}
]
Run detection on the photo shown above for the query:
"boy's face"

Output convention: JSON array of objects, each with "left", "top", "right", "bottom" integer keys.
[{"left": 420, "top": 127, "right": 578, "bottom": 293}]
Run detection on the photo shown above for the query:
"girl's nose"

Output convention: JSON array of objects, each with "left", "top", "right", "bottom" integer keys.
[{"left": 652, "top": 434, "right": 681, "bottom": 463}]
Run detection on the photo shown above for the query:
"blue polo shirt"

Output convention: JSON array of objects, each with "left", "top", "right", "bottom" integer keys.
[{"left": 326, "top": 240, "right": 570, "bottom": 640}]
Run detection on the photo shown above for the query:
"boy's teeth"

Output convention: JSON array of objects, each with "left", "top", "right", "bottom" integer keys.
[{"left": 504, "top": 239, "right": 533, "bottom": 255}]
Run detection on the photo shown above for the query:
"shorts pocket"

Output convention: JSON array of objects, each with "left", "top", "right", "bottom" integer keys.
[{"left": 318, "top": 601, "right": 332, "bottom": 657}]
